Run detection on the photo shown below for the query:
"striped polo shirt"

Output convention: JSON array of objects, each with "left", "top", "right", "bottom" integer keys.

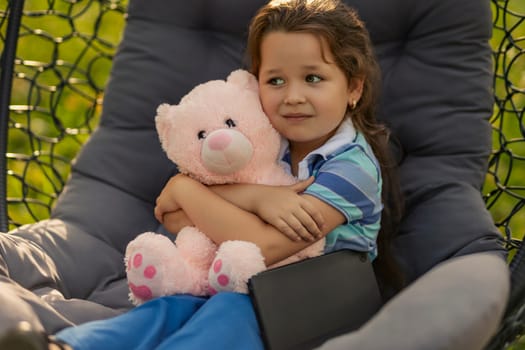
[{"left": 278, "top": 118, "right": 382, "bottom": 260}]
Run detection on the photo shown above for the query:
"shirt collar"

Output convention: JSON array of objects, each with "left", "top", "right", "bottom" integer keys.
[{"left": 278, "top": 118, "right": 357, "bottom": 162}]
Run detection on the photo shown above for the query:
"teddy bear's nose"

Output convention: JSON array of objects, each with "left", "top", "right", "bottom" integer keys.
[
  {"left": 207, "top": 130, "right": 232, "bottom": 151},
  {"left": 201, "top": 129, "right": 254, "bottom": 175}
]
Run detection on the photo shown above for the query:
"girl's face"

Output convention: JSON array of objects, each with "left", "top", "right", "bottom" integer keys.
[{"left": 258, "top": 31, "right": 363, "bottom": 155}]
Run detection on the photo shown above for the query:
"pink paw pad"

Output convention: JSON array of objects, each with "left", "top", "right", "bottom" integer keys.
[
  {"left": 128, "top": 252, "right": 159, "bottom": 302},
  {"left": 144, "top": 265, "right": 157, "bottom": 279},
  {"left": 129, "top": 282, "right": 153, "bottom": 300},
  {"left": 217, "top": 274, "right": 230, "bottom": 286},
  {"left": 130, "top": 253, "right": 157, "bottom": 279},
  {"left": 213, "top": 259, "right": 231, "bottom": 286},
  {"left": 133, "top": 253, "right": 143, "bottom": 268},
  {"left": 209, "top": 258, "right": 235, "bottom": 292},
  {"left": 213, "top": 259, "right": 222, "bottom": 273}
]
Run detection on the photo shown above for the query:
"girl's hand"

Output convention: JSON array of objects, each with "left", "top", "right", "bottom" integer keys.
[
  {"left": 161, "top": 209, "right": 194, "bottom": 234},
  {"left": 154, "top": 174, "right": 187, "bottom": 223},
  {"left": 255, "top": 177, "right": 325, "bottom": 242}
]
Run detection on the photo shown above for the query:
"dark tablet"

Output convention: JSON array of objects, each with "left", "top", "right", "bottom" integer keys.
[{"left": 248, "top": 249, "right": 382, "bottom": 350}]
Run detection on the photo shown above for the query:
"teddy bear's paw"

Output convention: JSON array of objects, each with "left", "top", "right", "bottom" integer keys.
[
  {"left": 126, "top": 248, "right": 161, "bottom": 304},
  {"left": 207, "top": 256, "right": 236, "bottom": 295},
  {"left": 125, "top": 232, "right": 196, "bottom": 304},
  {"left": 208, "top": 241, "right": 266, "bottom": 295}
]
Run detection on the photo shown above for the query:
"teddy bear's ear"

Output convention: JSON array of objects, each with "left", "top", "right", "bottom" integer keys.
[
  {"left": 226, "top": 69, "right": 259, "bottom": 93},
  {"left": 155, "top": 103, "right": 173, "bottom": 151}
]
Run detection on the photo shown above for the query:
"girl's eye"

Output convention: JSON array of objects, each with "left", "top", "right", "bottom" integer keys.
[
  {"left": 268, "top": 77, "right": 285, "bottom": 86},
  {"left": 306, "top": 74, "right": 322, "bottom": 83},
  {"left": 197, "top": 130, "right": 207, "bottom": 140},
  {"left": 225, "top": 118, "right": 236, "bottom": 128}
]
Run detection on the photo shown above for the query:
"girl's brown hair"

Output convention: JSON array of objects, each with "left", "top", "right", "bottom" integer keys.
[{"left": 247, "top": 0, "right": 405, "bottom": 295}]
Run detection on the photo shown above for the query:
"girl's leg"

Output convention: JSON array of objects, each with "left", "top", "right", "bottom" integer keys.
[
  {"left": 55, "top": 295, "right": 206, "bottom": 350},
  {"left": 156, "top": 292, "right": 264, "bottom": 350}
]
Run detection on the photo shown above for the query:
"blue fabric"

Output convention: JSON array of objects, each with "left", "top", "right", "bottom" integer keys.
[
  {"left": 55, "top": 293, "right": 263, "bottom": 350},
  {"left": 280, "top": 120, "right": 381, "bottom": 259}
]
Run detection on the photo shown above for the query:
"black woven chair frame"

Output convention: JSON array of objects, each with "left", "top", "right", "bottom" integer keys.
[{"left": 0, "top": 0, "right": 524, "bottom": 348}]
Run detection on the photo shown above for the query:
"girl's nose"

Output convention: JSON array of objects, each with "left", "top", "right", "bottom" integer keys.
[{"left": 284, "top": 86, "right": 306, "bottom": 105}]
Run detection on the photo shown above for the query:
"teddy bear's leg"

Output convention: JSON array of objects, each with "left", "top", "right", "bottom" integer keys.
[
  {"left": 175, "top": 226, "right": 217, "bottom": 271},
  {"left": 125, "top": 231, "right": 205, "bottom": 305},
  {"left": 208, "top": 241, "right": 266, "bottom": 294},
  {"left": 174, "top": 227, "right": 218, "bottom": 295}
]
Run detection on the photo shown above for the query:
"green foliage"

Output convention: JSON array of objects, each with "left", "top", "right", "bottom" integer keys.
[
  {"left": 1, "top": 0, "right": 127, "bottom": 227},
  {"left": 484, "top": 0, "right": 525, "bottom": 243}
]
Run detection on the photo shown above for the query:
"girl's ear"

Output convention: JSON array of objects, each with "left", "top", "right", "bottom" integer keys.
[{"left": 348, "top": 77, "right": 364, "bottom": 106}]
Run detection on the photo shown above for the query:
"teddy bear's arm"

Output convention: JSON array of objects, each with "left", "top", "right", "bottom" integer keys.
[{"left": 157, "top": 173, "right": 338, "bottom": 265}]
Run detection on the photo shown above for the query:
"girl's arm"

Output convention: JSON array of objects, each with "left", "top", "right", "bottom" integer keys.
[
  {"left": 155, "top": 174, "right": 344, "bottom": 265},
  {"left": 160, "top": 209, "right": 193, "bottom": 234},
  {"left": 157, "top": 178, "right": 325, "bottom": 241},
  {"left": 207, "top": 178, "right": 325, "bottom": 241}
]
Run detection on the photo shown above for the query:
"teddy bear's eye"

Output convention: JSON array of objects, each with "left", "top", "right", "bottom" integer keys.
[
  {"left": 197, "top": 130, "right": 207, "bottom": 140},
  {"left": 225, "top": 118, "right": 236, "bottom": 128}
]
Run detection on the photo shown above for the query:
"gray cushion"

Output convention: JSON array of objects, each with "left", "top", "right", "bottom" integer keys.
[
  {"left": 62, "top": 0, "right": 504, "bottom": 283},
  {"left": 316, "top": 253, "right": 510, "bottom": 350},
  {"left": 0, "top": 0, "right": 506, "bottom": 336}
]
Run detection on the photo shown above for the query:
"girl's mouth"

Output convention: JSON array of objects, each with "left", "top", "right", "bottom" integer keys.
[{"left": 283, "top": 114, "right": 310, "bottom": 121}]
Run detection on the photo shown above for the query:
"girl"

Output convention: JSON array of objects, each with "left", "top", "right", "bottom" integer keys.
[
  {"left": 17, "top": 0, "right": 402, "bottom": 348},
  {"left": 158, "top": 0, "right": 403, "bottom": 294}
]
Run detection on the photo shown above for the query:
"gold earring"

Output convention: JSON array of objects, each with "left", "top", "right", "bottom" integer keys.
[{"left": 351, "top": 100, "right": 357, "bottom": 109}]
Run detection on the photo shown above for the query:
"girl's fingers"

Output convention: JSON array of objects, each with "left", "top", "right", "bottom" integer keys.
[
  {"left": 300, "top": 201, "right": 325, "bottom": 235},
  {"left": 280, "top": 215, "right": 316, "bottom": 241},
  {"left": 289, "top": 216, "right": 315, "bottom": 241},
  {"left": 292, "top": 211, "right": 321, "bottom": 239},
  {"left": 274, "top": 219, "right": 303, "bottom": 241}
]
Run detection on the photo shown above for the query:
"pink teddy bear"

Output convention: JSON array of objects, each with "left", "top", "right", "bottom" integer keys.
[{"left": 125, "top": 69, "right": 325, "bottom": 305}]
